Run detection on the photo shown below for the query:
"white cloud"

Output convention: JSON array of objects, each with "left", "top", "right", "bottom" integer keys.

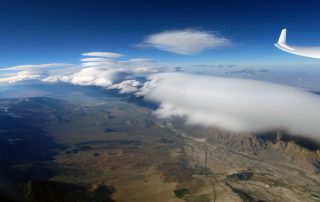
[
  {"left": 133, "top": 67, "right": 159, "bottom": 73},
  {"left": 0, "top": 51, "right": 180, "bottom": 85},
  {"left": 2, "top": 50, "right": 320, "bottom": 140},
  {"left": 138, "top": 72, "right": 320, "bottom": 139},
  {"left": 139, "top": 29, "right": 230, "bottom": 55},
  {"left": 79, "top": 53, "right": 169, "bottom": 73},
  {"left": 108, "top": 80, "right": 142, "bottom": 94},
  {"left": 80, "top": 57, "right": 114, "bottom": 62},
  {"left": 0, "top": 63, "right": 75, "bottom": 84},
  {"left": 44, "top": 52, "right": 168, "bottom": 87},
  {"left": 0, "top": 63, "right": 74, "bottom": 71},
  {"left": 0, "top": 71, "right": 43, "bottom": 84},
  {"left": 129, "top": 58, "right": 155, "bottom": 63},
  {"left": 44, "top": 68, "right": 127, "bottom": 87},
  {"left": 81, "top": 61, "right": 116, "bottom": 67},
  {"left": 82, "top": 52, "right": 124, "bottom": 58}
]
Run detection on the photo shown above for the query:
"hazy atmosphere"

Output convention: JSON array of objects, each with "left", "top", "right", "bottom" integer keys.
[{"left": 1, "top": 1, "right": 320, "bottom": 202}]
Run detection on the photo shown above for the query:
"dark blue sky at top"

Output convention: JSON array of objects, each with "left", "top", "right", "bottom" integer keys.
[{"left": 1, "top": 0, "right": 320, "bottom": 68}]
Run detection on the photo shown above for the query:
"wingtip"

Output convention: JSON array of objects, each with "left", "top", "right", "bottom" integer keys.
[{"left": 278, "top": 28, "right": 287, "bottom": 44}]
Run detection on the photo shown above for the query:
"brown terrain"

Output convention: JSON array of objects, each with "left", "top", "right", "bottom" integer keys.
[{"left": 0, "top": 96, "right": 319, "bottom": 202}]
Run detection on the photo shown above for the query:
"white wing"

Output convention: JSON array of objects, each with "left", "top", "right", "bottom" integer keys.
[{"left": 274, "top": 29, "right": 320, "bottom": 59}]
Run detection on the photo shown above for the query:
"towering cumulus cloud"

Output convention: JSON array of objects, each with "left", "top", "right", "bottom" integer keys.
[{"left": 139, "top": 73, "right": 320, "bottom": 139}]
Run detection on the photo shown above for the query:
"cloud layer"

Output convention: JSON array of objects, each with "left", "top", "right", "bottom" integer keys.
[
  {"left": 2, "top": 50, "right": 320, "bottom": 140},
  {"left": 140, "top": 29, "right": 230, "bottom": 55},
  {"left": 140, "top": 73, "right": 320, "bottom": 139},
  {"left": 0, "top": 52, "right": 175, "bottom": 85}
]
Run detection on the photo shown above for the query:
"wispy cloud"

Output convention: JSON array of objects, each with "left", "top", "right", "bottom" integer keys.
[
  {"left": 82, "top": 51, "right": 124, "bottom": 58},
  {"left": 80, "top": 57, "right": 114, "bottom": 62},
  {"left": 139, "top": 29, "right": 230, "bottom": 55},
  {"left": 230, "top": 67, "right": 269, "bottom": 76},
  {"left": 0, "top": 63, "right": 74, "bottom": 71}
]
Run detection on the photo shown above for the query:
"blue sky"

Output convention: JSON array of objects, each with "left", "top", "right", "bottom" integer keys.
[{"left": 0, "top": 0, "right": 320, "bottom": 68}]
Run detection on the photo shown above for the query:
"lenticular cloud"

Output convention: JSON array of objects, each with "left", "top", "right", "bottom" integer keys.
[
  {"left": 140, "top": 29, "right": 230, "bottom": 55},
  {"left": 140, "top": 73, "right": 320, "bottom": 139}
]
